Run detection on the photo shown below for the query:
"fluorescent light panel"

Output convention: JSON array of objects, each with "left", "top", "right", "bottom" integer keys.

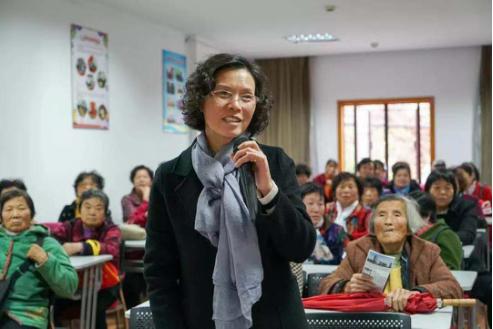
[{"left": 285, "top": 33, "right": 338, "bottom": 44}]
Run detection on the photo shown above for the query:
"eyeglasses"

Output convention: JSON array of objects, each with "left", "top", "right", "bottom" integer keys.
[{"left": 210, "top": 89, "right": 257, "bottom": 108}]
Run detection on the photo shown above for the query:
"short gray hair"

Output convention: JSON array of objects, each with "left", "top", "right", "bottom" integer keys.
[{"left": 369, "top": 194, "right": 425, "bottom": 235}]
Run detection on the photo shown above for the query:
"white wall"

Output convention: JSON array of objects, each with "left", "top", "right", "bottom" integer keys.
[
  {"left": 310, "top": 47, "right": 482, "bottom": 174},
  {"left": 0, "top": 0, "right": 191, "bottom": 222}
]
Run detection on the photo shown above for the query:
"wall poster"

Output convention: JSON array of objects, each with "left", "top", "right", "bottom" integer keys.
[
  {"left": 162, "top": 50, "right": 188, "bottom": 134},
  {"left": 71, "top": 24, "right": 109, "bottom": 129}
]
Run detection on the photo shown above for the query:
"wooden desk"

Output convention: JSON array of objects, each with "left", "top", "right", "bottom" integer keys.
[{"left": 70, "top": 255, "right": 113, "bottom": 329}]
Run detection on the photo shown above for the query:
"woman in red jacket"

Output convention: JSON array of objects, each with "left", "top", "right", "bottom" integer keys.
[
  {"left": 121, "top": 165, "right": 154, "bottom": 225},
  {"left": 325, "top": 172, "right": 372, "bottom": 241}
]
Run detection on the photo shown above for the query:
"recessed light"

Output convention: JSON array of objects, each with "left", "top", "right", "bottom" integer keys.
[{"left": 285, "top": 33, "right": 338, "bottom": 44}]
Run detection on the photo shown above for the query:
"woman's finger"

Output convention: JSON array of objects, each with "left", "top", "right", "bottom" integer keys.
[{"left": 237, "top": 140, "right": 260, "bottom": 151}]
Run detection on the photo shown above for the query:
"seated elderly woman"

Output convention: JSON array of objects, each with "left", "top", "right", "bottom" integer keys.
[
  {"left": 0, "top": 189, "right": 78, "bottom": 329},
  {"left": 47, "top": 189, "right": 121, "bottom": 329},
  {"left": 320, "top": 195, "right": 462, "bottom": 312}
]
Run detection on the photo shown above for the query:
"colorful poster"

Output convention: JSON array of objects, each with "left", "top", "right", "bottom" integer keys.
[
  {"left": 163, "top": 50, "right": 188, "bottom": 133},
  {"left": 71, "top": 24, "right": 109, "bottom": 129}
]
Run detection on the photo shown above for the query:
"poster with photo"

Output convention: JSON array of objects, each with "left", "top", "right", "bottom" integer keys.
[
  {"left": 71, "top": 24, "right": 109, "bottom": 129},
  {"left": 162, "top": 50, "right": 188, "bottom": 134}
]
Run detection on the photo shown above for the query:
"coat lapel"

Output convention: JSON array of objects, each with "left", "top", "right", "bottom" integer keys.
[{"left": 171, "top": 143, "right": 204, "bottom": 228}]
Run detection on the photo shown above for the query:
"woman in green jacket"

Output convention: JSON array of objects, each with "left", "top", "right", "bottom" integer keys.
[{"left": 0, "top": 189, "right": 78, "bottom": 329}]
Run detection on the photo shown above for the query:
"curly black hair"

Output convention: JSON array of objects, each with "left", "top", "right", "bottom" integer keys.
[{"left": 182, "top": 53, "right": 272, "bottom": 136}]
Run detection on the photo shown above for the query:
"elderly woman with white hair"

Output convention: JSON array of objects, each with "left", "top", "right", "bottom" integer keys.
[{"left": 319, "top": 195, "right": 462, "bottom": 312}]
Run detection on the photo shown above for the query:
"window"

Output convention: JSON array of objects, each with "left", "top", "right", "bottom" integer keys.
[{"left": 338, "top": 97, "right": 435, "bottom": 183}]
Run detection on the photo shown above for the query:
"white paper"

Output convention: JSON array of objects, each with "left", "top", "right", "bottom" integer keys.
[{"left": 362, "top": 249, "right": 395, "bottom": 292}]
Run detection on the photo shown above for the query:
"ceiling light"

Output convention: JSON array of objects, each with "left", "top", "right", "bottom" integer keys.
[{"left": 285, "top": 33, "right": 338, "bottom": 44}]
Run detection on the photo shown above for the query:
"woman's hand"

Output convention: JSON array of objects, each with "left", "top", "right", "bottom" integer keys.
[
  {"left": 343, "top": 273, "right": 378, "bottom": 293},
  {"left": 385, "top": 288, "right": 419, "bottom": 312},
  {"left": 63, "top": 242, "right": 83, "bottom": 256},
  {"left": 136, "top": 185, "right": 151, "bottom": 202},
  {"left": 232, "top": 140, "right": 273, "bottom": 197},
  {"left": 26, "top": 244, "right": 48, "bottom": 266}
]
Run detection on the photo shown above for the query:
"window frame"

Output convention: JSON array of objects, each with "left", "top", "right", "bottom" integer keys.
[{"left": 337, "top": 97, "right": 436, "bottom": 182}]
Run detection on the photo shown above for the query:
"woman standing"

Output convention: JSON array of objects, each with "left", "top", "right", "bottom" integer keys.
[{"left": 144, "top": 54, "right": 316, "bottom": 329}]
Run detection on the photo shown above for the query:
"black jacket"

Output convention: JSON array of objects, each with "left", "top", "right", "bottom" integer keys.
[
  {"left": 58, "top": 201, "right": 76, "bottom": 222},
  {"left": 439, "top": 195, "right": 479, "bottom": 245},
  {"left": 144, "top": 143, "right": 316, "bottom": 329}
]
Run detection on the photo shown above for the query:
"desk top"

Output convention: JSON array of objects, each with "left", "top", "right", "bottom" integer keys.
[
  {"left": 302, "top": 264, "right": 338, "bottom": 275},
  {"left": 124, "top": 240, "right": 146, "bottom": 249},
  {"left": 126, "top": 300, "right": 453, "bottom": 328},
  {"left": 70, "top": 255, "right": 113, "bottom": 270}
]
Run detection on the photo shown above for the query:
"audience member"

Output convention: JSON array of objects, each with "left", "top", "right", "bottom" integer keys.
[
  {"left": 361, "top": 177, "right": 383, "bottom": 209},
  {"left": 458, "top": 162, "right": 492, "bottom": 215},
  {"left": 301, "top": 183, "right": 346, "bottom": 265},
  {"left": 373, "top": 160, "right": 388, "bottom": 185},
  {"left": 432, "top": 159, "right": 447, "bottom": 171},
  {"left": 313, "top": 159, "right": 338, "bottom": 202},
  {"left": 121, "top": 165, "right": 154, "bottom": 224},
  {"left": 356, "top": 158, "right": 374, "bottom": 180},
  {"left": 425, "top": 170, "right": 479, "bottom": 245},
  {"left": 410, "top": 191, "right": 462, "bottom": 270},
  {"left": 386, "top": 161, "right": 421, "bottom": 195},
  {"left": 0, "top": 189, "right": 78, "bottom": 329},
  {"left": 58, "top": 171, "right": 105, "bottom": 222},
  {"left": 295, "top": 163, "right": 312, "bottom": 186},
  {"left": 320, "top": 195, "right": 462, "bottom": 311},
  {"left": 120, "top": 165, "right": 153, "bottom": 307},
  {"left": 0, "top": 179, "right": 27, "bottom": 196},
  {"left": 326, "top": 172, "right": 371, "bottom": 241},
  {"left": 47, "top": 189, "right": 121, "bottom": 329}
]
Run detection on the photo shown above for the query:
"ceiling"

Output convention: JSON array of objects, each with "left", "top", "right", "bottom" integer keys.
[{"left": 85, "top": 0, "right": 491, "bottom": 58}]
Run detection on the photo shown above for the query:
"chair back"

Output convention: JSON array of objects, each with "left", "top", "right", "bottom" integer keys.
[
  {"left": 130, "top": 306, "right": 155, "bottom": 329},
  {"left": 306, "top": 312, "right": 411, "bottom": 329},
  {"left": 305, "top": 272, "right": 330, "bottom": 297}
]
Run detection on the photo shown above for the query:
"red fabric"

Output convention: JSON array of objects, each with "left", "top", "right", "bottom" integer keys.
[
  {"left": 302, "top": 292, "right": 437, "bottom": 314},
  {"left": 404, "top": 293, "right": 437, "bottom": 314},
  {"left": 313, "top": 173, "right": 334, "bottom": 202},
  {"left": 303, "top": 292, "right": 387, "bottom": 312},
  {"left": 325, "top": 203, "right": 371, "bottom": 241},
  {"left": 473, "top": 183, "right": 492, "bottom": 205},
  {"left": 127, "top": 201, "right": 149, "bottom": 227}
]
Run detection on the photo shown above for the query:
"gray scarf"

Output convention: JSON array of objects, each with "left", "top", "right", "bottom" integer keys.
[{"left": 191, "top": 133, "right": 263, "bottom": 329}]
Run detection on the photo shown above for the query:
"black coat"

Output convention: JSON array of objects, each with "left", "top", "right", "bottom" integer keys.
[
  {"left": 439, "top": 195, "right": 479, "bottom": 245},
  {"left": 144, "top": 143, "right": 316, "bottom": 329}
]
